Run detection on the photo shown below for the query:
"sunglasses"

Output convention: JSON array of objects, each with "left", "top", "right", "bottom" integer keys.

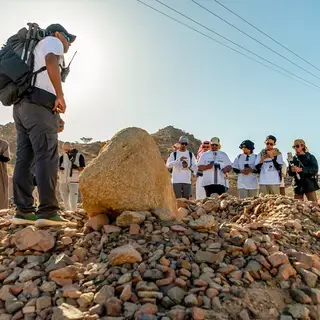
[
  {"left": 211, "top": 144, "right": 218, "bottom": 147},
  {"left": 266, "top": 142, "right": 274, "bottom": 146},
  {"left": 180, "top": 142, "right": 188, "bottom": 146},
  {"left": 293, "top": 144, "right": 301, "bottom": 149},
  {"left": 61, "top": 32, "right": 71, "bottom": 43},
  {"left": 203, "top": 146, "right": 209, "bottom": 149}
]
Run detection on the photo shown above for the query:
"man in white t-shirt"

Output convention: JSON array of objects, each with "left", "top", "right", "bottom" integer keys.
[
  {"left": 198, "top": 137, "right": 232, "bottom": 196},
  {"left": 12, "top": 24, "right": 76, "bottom": 228},
  {"left": 255, "top": 135, "right": 283, "bottom": 195},
  {"left": 233, "top": 140, "right": 259, "bottom": 199},
  {"left": 166, "top": 136, "right": 197, "bottom": 199}
]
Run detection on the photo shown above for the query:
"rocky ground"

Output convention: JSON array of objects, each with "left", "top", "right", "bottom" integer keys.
[{"left": 0, "top": 194, "right": 320, "bottom": 320}]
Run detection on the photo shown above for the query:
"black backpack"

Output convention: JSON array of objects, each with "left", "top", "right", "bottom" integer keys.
[{"left": 0, "top": 23, "right": 47, "bottom": 106}]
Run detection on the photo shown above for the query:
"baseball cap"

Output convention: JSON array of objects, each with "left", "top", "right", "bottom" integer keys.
[
  {"left": 179, "top": 136, "right": 189, "bottom": 144},
  {"left": 210, "top": 137, "right": 220, "bottom": 145},
  {"left": 46, "top": 24, "right": 76, "bottom": 43},
  {"left": 239, "top": 140, "right": 255, "bottom": 151}
]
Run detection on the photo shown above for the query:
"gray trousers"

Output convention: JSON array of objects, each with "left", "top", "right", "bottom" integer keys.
[
  {"left": 238, "top": 189, "right": 258, "bottom": 199},
  {"left": 259, "top": 184, "right": 280, "bottom": 195},
  {"left": 13, "top": 100, "right": 60, "bottom": 219},
  {"left": 173, "top": 183, "right": 191, "bottom": 199}
]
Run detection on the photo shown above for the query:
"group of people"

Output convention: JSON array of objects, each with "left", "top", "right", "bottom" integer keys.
[{"left": 167, "top": 135, "right": 319, "bottom": 202}]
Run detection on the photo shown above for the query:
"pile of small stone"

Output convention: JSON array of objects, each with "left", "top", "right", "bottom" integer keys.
[{"left": 0, "top": 195, "right": 319, "bottom": 320}]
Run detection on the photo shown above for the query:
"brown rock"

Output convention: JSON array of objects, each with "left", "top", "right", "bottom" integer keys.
[
  {"left": 13, "top": 226, "right": 55, "bottom": 252},
  {"left": 191, "top": 307, "right": 206, "bottom": 320},
  {"left": 177, "top": 207, "right": 189, "bottom": 218},
  {"left": 297, "top": 268, "right": 318, "bottom": 288},
  {"left": 268, "top": 252, "right": 289, "bottom": 268},
  {"left": 80, "top": 127, "right": 177, "bottom": 219},
  {"left": 167, "top": 308, "right": 186, "bottom": 320},
  {"left": 195, "top": 250, "right": 226, "bottom": 264},
  {"left": 129, "top": 224, "right": 140, "bottom": 235},
  {"left": 189, "top": 216, "right": 216, "bottom": 231},
  {"left": 108, "top": 244, "right": 142, "bottom": 266},
  {"left": 105, "top": 297, "right": 122, "bottom": 316},
  {"left": 276, "top": 264, "right": 297, "bottom": 281},
  {"left": 289, "top": 252, "right": 313, "bottom": 269},
  {"left": 120, "top": 283, "right": 132, "bottom": 301},
  {"left": 52, "top": 303, "right": 84, "bottom": 320},
  {"left": 86, "top": 214, "right": 109, "bottom": 231},
  {"left": 176, "top": 199, "right": 188, "bottom": 209},
  {"left": 135, "top": 303, "right": 158, "bottom": 316},
  {"left": 49, "top": 266, "right": 78, "bottom": 280},
  {"left": 156, "top": 277, "right": 173, "bottom": 287},
  {"left": 63, "top": 284, "right": 82, "bottom": 299},
  {"left": 243, "top": 239, "right": 257, "bottom": 254},
  {"left": 116, "top": 211, "right": 146, "bottom": 227},
  {"left": 103, "top": 225, "right": 121, "bottom": 234}
]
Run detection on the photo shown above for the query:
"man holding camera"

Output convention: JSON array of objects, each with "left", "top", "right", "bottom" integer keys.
[
  {"left": 198, "top": 137, "right": 232, "bottom": 196},
  {"left": 59, "top": 142, "right": 85, "bottom": 212},
  {"left": 255, "top": 135, "right": 283, "bottom": 195},
  {"left": 166, "top": 136, "right": 197, "bottom": 199}
]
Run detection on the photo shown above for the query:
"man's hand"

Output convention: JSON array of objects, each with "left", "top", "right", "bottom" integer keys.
[
  {"left": 222, "top": 165, "right": 232, "bottom": 174},
  {"left": 206, "top": 164, "right": 214, "bottom": 170},
  {"left": 266, "top": 150, "right": 274, "bottom": 159},
  {"left": 180, "top": 156, "right": 187, "bottom": 161},
  {"left": 291, "top": 166, "right": 302, "bottom": 173},
  {"left": 182, "top": 161, "right": 188, "bottom": 169},
  {"left": 260, "top": 154, "right": 267, "bottom": 163},
  {"left": 53, "top": 95, "right": 67, "bottom": 113}
]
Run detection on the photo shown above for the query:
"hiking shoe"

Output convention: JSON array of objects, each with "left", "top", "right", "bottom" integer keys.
[
  {"left": 35, "top": 215, "right": 76, "bottom": 228},
  {"left": 11, "top": 213, "right": 37, "bottom": 225}
]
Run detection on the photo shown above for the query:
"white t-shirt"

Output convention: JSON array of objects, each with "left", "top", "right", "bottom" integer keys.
[
  {"left": 166, "top": 150, "right": 197, "bottom": 184},
  {"left": 33, "top": 36, "right": 64, "bottom": 95},
  {"left": 233, "top": 154, "right": 259, "bottom": 190},
  {"left": 255, "top": 153, "right": 283, "bottom": 185},
  {"left": 198, "top": 150, "right": 232, "bottom": 187}
]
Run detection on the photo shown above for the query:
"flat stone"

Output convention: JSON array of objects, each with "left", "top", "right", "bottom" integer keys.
[
  {"left": 103, "top": 225, "right": 121, "bottom": 234},
  {"left": 116, "top": 211, "right": 146, "bottom": 227},
  {"left": 52, "top": 303, "right": 84, "bottom": 320},
  {"left": 286, "top": 304, "right": 309, "bottom": 319},
  {"left": 301, "top": 288, "right": 320, "bottom": 304},
  {"left": 19, "top": 269, "right": 44, "bottom": 282},
  {"left": 94, "top": 285, "right": 115, "bottom": 304},
  {"left": 267, "top": 252, "right": 289, "bottom": 268},
  {"left": 87, "top": 214, "right": 110, "bottom": 231},
  {"left": 167, "top": 287, "right": 186, "bottom": 304},
  {"left": 195, "top": 250, "right": 226, "bottom": 264},
  {"left": 109, "top": 245, "right": 142, "bottom": 266},
  {"left": 5, "top": 299, "right": 24, "bottom": 314},
  {"left": 297, "top": 268, "right": 318, "bottom": 288},
  {"left": 290, "top": 289, "right": 312, "bottom": 304},
  {"left": 276, "top": 264, "right": 297, "bottom": 281}
]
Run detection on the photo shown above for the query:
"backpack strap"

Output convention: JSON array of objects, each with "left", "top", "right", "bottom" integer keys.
[
  {"left": 173, "top": 151, "right": 177, "bottom": 161},
  {"left": 189, "top": 151, "right": 192, "bottom": 167},
  {"left": 31, "top": 66, "right": 47, "bottom": 88}
]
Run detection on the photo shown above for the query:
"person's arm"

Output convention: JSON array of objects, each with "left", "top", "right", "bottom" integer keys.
[
  {"left": 232, "top": 156, "right": 240, "bottom": 174},
  {"left": 302, "top": 155, "right": 318, "bottom": 175},
  {"left": 166, "top": 153, "right": 179, "bottom": 169},
  {"left": 222, "top": 153, "right": 232, "bottom": 174}
]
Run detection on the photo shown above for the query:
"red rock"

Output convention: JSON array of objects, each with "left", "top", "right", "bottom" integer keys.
[
  {"left": 267, "top": 252, "right": 289, "bottom": 268},
  {"left": 160, "top": 256, "right": 170, "bottom": 266},
  {"left": 10, "top": 285, "right": 23, "bottom": 296},
  {"left": 136, "top": 303, "right": 158, "bottom": 316},
  {"left": 51, "top": 277, "right": 73, "bottom": 286},
  {"left": 129, "top": 224, "right": 140, "bottom": 235},
  {"left": 260, "top": 270, "right": 273, "bottom": 281},
  {"left": 105, "top": 297, "right": 122, "bottom": 316},
  {"left": 49, "top": 266, "right": 78, "bottom": 280},
  {"left": 13, "top": 226, "right": 55, "bottom": 252},
  {"left": 175, "top": 278, "right": 187, "bottom": 287},
  {"left": 218, "top": 264, "right": 236, "bottom": 275},
  {"left": 156, "top": 277, "right": 173, "bottom": 287},
  {"left": 276, "top": 264, "right": 297, "bottom": 281},
  {"left": 109, "top": 245, "right": 142, "bottom": 266},
  {"left": 194, "top": 279, "right": 208, "bottom": 287},
  {"left": 87, "top": 214, "right": 109, "bottom": 231},
  {"left": 171, "top": 225, "right": 187, "bottom": 233},
  {"left": 120, "top": 283, "right": 132, "bottom": 301},
  {"left": 191, "top": 307, "right": 207, "bottom": 320}
]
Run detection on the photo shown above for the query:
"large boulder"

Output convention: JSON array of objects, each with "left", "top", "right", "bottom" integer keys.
[{"left": 79, "top": 127, "right": 177, "bottom": 219}]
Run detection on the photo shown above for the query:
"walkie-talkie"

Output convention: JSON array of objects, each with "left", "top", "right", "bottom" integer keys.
[{"left": 60, "top": 51, "right": 77, "bottom": 83}]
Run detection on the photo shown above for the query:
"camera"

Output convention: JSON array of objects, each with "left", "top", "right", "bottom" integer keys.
[
  {"left": 182, "top": 160, "right": 187, "bottom": 166},
  {"left": 214, "top": 163, "right": 220, "bottom": 169},
  {"left": 197, "top": 171, "right": 203, "bottom": 177}
]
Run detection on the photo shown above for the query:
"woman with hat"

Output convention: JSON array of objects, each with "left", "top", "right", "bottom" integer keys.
[
  {"left": 233, "top": 140, "right": 259, "bottom": 199},
  {"left": 288, "top": 139, "right": 319, "bottom": 201}
]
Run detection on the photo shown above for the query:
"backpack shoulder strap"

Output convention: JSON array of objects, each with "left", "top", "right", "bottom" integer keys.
[
  {"left": 173, "top": 151, "right": 177, "bottom": 161},
  {"left": 189, "top": 151, "right": 192, "bottom": 166}
]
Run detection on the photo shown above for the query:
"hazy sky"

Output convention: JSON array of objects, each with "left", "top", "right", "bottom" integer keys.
[{"left": 1, "top": 0, "right": 320, "bottom": 160}]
